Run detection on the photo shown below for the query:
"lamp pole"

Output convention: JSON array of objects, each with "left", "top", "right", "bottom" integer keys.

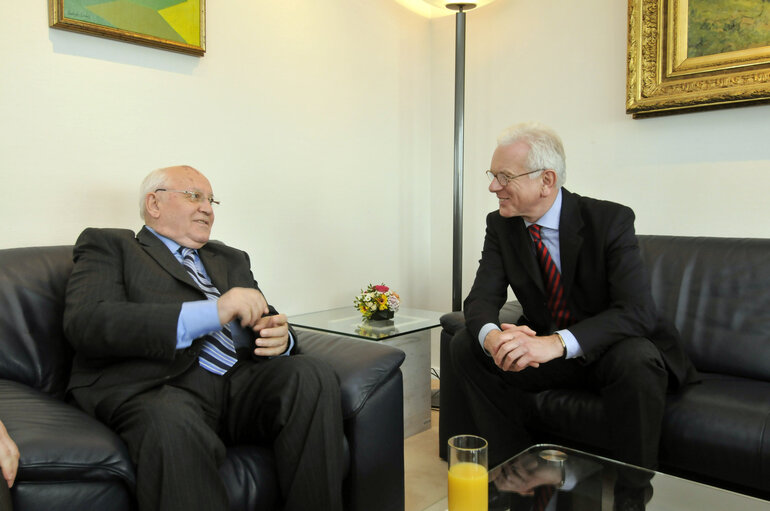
[{"left": 446, "top": 2, "right": 476, "bottom": 312}]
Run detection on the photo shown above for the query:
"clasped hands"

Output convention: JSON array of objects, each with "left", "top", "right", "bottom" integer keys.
[
  {"left": 217, "top": 287, "right": 289, "bottom": 357},
  {"left": 484, "top": 323, "right": 564, "bottom": 372}
]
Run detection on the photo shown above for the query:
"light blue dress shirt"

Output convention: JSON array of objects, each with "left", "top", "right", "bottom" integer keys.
[
  {"left": 146, "top": 227, "right": 293, "bottom": 355},
  {"left": 478, "top": 189, "right": 583, "bottom": 358}
]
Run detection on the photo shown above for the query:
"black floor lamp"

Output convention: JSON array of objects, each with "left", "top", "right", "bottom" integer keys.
[{"left": 446, "top": 1, "right": 476, "bottom": 312}]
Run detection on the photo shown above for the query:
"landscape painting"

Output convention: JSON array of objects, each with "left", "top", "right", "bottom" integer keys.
[
  {"left": 687, "top": 0, "right": 770, "bottom": 58},
  {"left": 626, "top": 0, "right": 770, "bottom": 117}
]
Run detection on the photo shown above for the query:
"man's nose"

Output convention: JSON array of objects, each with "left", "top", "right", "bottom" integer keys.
[{"left": 489, "top": 178, "right": 502, "bottom": 192}]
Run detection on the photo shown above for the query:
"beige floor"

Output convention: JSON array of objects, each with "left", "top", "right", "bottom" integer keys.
[{"left": 404, "top": 383, "right": 447, "bottom": 511}]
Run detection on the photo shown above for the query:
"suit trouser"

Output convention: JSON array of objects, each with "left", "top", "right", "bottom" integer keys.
[
  {"left": 450, "top": 329, "right": 668, "bottom": 470},
  {"left": 109, "top": 355, "right": 345, "bottom": 511}
]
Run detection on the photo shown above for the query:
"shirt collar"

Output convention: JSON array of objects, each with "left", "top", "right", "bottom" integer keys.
[
  {"left": 524, "top": 188, "right": 562, "bottom": 231},
  {"left": 145, "top": 226, "right": 187, "bottom": 255}
]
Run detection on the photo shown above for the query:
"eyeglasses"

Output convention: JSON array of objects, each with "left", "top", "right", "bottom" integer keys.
[
  {"left": 485, "top": 169, "right": 544, "bottom": 187},
  {"left": 155, "top": 189, "right": 220, "bottom": 206}
]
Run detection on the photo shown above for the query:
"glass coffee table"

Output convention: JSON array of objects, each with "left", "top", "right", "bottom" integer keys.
[
  {"left": 423, "top": 444, "right": 770, "bottom": 510},
  {"left": 291, "top": 306, "right": 442, "bottom": 437}
]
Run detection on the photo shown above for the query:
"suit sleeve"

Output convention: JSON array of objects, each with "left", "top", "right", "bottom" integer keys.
[
  {"left": 464, "top": 213, "right": 511, "bottom": 341},
  {"left": 63, "top": 228, "right": 180, "bottom": 362}
]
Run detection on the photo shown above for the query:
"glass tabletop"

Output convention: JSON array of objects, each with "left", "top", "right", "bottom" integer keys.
[
  {"left": 290, "top": 306, "right": 443, "bottom": 341},
  {"left": 423, "top": 444, "right": 770, "bottom": 510}
]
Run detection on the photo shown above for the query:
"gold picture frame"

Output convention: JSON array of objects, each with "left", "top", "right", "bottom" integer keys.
[
  {"left": 626, "top": 0, "right": 770, "bottom": 117},
  {"left": 49, "top": 0, "right": 205, "bottom": 57}
]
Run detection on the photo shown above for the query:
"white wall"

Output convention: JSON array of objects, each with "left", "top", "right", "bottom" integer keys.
[
  {"left": 427, "top": 0, "right": 770, "bottom": 313},
  {"left": 426, "top": 0, "right": 770, "bottom": 368},
  {"left": 1, "top": 1, "right": 768, "bottom": 370},
  {"left": 0, "top": 0, "right": 433, "bottom": 315}
]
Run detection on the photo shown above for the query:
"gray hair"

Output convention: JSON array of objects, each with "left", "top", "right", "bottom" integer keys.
[
  {"left": 497, "top": 122, "right": 566, "bottom": 188},
  {"left": 138, "top": 167, "right": 171, "bottom": 221}
]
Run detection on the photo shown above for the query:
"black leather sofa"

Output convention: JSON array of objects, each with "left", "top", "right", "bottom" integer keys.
[
  {"left": 0, "top": 245, "right": 407, "bottom": 511},
  {"left": 439, "top": 235, "right": 770, "bottom": 498}
]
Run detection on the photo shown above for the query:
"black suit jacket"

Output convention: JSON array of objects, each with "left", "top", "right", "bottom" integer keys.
[
  {"left": 63, "top": 226, "right": 290, "bottom": 423},
  {"left": 464, "top": 188, "right": 694, "bottom": 388}
]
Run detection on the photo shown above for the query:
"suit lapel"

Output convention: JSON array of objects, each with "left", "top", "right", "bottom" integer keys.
[
  {"left": 558, "top": 189, "right": 584, "bottom": 300},
  {"left": 198, "top": 245, "right": 229, "bottom": 293},
  {"left": 136, "top": 227, "right": 201, "bottom": 292}
]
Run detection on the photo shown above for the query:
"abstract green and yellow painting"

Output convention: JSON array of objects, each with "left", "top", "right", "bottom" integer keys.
[{"left": 49, "top": 0, "right": 205, "bottom": 56}]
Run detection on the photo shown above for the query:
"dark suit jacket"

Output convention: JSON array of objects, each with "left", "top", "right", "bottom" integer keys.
[
  {"left": 464, "top": 188, "right": 694, "bottom": 388},
  {"left": 63, "top": 226, "right": 290, "bottom": 423}
]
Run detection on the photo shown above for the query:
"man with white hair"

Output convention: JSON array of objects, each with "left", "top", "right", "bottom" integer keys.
[
  {"left": 452, "top": 122, "right": 695, "bottom": 477},
  {"left": 64, "top": 165, "right": 344, "bottom": 511}
]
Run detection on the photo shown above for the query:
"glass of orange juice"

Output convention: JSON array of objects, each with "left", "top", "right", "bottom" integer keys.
[{"left": 447, "top": 435, "right": 488, "bottom": 511}]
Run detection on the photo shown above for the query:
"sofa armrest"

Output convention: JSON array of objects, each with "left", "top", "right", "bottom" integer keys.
[
  {"left": 438, "top": 301, "right": 523, "bottom": 459},
  {"left": 439, "top": 300, "right": 524, "bottom": 337},
  {"left": 295, "top": 329, "right": 406, "bottom": 511},
  {"left": 295, "top": 329, "right": 405, "bottom": 419},
  {"left": 0, "top": 379, "right": 135, "bottom": 488}
]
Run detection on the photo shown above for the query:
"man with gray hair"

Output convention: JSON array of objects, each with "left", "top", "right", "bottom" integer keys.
[
  {"left": 64, "top": 165, "right": 344, "bottom": 511},
  {"left": 452, "top": 122, "right": 695, "bottom": 478}
]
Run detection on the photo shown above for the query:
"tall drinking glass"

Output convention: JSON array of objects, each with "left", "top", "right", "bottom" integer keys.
[{"left": 447, "top": 435, "right": 488, "bottom": 511}]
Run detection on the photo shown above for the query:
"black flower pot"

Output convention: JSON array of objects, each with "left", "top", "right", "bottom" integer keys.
[{"left": 370, "top": 309, "right": 394, "bottom": 321}]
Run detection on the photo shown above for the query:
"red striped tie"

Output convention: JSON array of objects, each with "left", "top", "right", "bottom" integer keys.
[
  {"left": 528, "top": 224, "right": 572, "bottom": 328},
  {"left": 533, "top": 484, "right": 555, "bottom": 511}
]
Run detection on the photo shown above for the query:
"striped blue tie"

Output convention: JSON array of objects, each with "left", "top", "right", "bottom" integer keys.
[{"left": 180, "top": 248, "right": 237, "bottom": 375}]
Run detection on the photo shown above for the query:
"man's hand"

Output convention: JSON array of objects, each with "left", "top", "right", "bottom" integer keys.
[
  {"left": 252, "top": 313, "right": 290, "bottom": 357},
  {"left": 217, "top": 287, "right": 269, "bottom": 328},
  {"left": 484, "top": 324, "right": 564, "bottom": 372},
  {"left": 0, "top": 420, "right": 19, "bottom": 488}
]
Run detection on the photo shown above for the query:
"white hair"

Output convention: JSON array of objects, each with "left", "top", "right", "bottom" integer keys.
[
  {"left": 497, "top": 122, "right": 566, "bottom": 188},
  {"left": 138, "top": 167, "right": 171, "bottom": 221}
]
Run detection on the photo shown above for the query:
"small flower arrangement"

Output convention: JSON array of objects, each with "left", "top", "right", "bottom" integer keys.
[{"left": 353, "top": 283, "right": 400, "bottom": 321}]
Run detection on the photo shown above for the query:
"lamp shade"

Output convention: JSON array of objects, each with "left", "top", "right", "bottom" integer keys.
[
  {"left": 445, "top": 1, "right": 478, "bottom": 9},
  {"left": 395, "top": 0, "right": 495, "bottom": 18}
]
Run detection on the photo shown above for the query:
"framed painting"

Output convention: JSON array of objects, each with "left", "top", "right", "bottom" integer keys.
[
  {"left": 49, "top": 0, "right": 206, "bottom": 56},
  {"left": 627, "top": 0, "right": 770, "bottom": 117}
]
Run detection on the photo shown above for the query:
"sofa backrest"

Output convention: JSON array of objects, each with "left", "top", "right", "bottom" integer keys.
[
  {"left": 0, "top": 246, "right": 74, "bottom": 398},
  {"left": 638, "top": 235, "right": 770, "bottom": 382}
]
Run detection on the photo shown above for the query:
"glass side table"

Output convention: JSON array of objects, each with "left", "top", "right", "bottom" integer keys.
[{"left": 291, "top": 307, "right": 443, "bottom": 437}]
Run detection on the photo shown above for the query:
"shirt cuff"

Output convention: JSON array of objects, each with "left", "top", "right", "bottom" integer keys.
[
  {"left": 177, "top": 300, "right": 221, "bottom": 349},
  {"left": 279, "top": 331, "right": 295, "bottom": 357},
  {"left": 557, "top": 329, "right": 583, "bottom": 359},
  {"left": 478, "top": 323, "right": 501, "bottom": 356}
]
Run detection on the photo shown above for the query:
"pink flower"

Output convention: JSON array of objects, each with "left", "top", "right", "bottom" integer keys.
[{"left": 373, "top": 285, "right": 389, "bottom": 293}]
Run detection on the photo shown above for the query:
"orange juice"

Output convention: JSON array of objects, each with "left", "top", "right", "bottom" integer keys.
[{"left": 448, "top": 461, "right": 488, "bottom": 511}]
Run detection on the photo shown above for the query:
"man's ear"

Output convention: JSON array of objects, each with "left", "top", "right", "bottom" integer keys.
[
  {"left": 145, "top": 192, "right": 161, "bottom": 219},
  {"left": 540, "top": 169, "right": 557, "bottom": 196}
]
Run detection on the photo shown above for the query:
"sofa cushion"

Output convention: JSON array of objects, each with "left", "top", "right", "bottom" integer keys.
[
  {"left": 638, "top": 236, "right": 770, "bottom": 382},
  {"left": 660, "top": 373, "right": 770, "bottom": 492},
  {"left": 532, "top": 372, "right": 770, "bottom": 493},
  {"left": 0, "top": 245, "right": 74, "bottom": 397}
]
